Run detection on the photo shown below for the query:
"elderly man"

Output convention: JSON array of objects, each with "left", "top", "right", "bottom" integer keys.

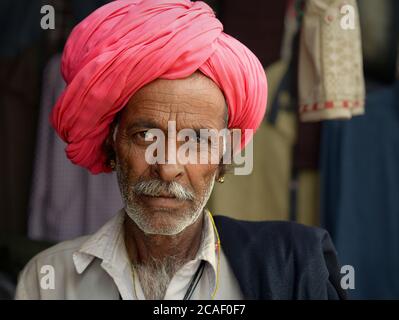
[{"left": 15, "top": 0, "right": 345, "bottom": 300}]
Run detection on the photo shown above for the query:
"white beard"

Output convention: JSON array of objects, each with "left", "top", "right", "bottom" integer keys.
[
  {"left": 117, "top": 161, "right": 216, "bottom": 236},
  {"left": 133, "top": 255, "right": 184, "bottom": 299}
]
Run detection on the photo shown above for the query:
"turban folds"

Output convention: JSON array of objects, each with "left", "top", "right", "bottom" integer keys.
[{"left": 51, "top": 0, "right": 267, "bottom": 174}]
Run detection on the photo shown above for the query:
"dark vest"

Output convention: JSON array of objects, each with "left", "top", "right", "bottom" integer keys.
[{"left": 213, "top": 215, "right": 346, "bottom": 300}]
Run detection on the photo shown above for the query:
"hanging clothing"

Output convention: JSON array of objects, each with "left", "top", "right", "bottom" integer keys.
[
  {"left": 320, "top": 81, "right": 399, "bottom": 299},
  {"left": 28, "top": 55, "right": 122, "bottom": 241},
  {"left": 298, "top": 0, "right": 365, "bottom": 122}
]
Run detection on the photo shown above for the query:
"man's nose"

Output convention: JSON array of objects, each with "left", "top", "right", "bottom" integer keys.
[
  {"left": 155, "top": 136, "right": 185, "bottom": 182},
  {"left": 156, "top": 161, "right": 184, "bottom": 182}
]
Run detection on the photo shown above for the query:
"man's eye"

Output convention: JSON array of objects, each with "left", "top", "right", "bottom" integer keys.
[{"left": 134, "top": 130, "right": 156, "bottom": 141}]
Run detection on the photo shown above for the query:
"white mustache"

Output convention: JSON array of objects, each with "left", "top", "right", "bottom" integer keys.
[{"left": 132, "top": 179, "right": 194, "bottom": 201}]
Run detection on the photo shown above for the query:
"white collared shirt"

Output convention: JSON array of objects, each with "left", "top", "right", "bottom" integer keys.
[{"left": 15, "top": 209, "right": 243, "bottom": 300}]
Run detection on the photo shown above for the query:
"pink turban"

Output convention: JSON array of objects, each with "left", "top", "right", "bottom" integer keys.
[{"left": 51, "top": 0, "right": 267, "bottom": 174}]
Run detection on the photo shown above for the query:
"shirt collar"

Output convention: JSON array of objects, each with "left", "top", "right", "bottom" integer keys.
[
  {"left": 73, "top": 209, "right": 127, "bottom": 274},
  {"left": 195, "top": 208, "right": 219, "bottom": 296},
  {"left": 73, "top": 208, "right": 219, "bottom": 292},
  {"left": 195, "top": 208, "right": 218, "bottom": 276}
]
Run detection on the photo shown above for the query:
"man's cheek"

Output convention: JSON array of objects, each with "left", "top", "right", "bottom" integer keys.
[{"left": 123, "top": 155, "right": 148, "bottom": 178}]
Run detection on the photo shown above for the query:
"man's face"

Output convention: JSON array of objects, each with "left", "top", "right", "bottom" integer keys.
[{"left": 114, "top": 72, "right": 227, "bottom": 235}]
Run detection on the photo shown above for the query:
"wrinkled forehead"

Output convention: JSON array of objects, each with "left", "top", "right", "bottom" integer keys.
[{"left": 118, "top": 72, "right": 228, "bottom": 131}]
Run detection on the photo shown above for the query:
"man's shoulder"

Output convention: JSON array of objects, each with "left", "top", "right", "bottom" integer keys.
[
  {"left": 15, "top": 235, "right": 93, "bottom": 299},
  {"left": 213, "top": 214, "right": 336, "bottom": 263},
  {"left": 213, "top": 215, "right": 329, "bottom": 245},
  {"left": 21, "top": 235, "right": 91, "bottom": 274}
]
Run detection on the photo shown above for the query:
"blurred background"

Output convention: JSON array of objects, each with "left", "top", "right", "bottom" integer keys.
[{"left": 0, "top": 0, "right": 398, "bottom": 299}]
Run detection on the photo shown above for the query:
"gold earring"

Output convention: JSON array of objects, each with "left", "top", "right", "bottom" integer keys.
[
  {"left": 217, "top": 176, "right": 225, "bottom": 183},
  {"left": 110, "top": 159, "right": 116, "bottom": 170}
]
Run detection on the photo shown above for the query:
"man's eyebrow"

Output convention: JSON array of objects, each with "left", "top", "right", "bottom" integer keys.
[
  {"left": 191, "top": 127, "right": 224, "bottom": 139},
  {"left": 125, "top": 120, "right": 161, "bottom": 131}
]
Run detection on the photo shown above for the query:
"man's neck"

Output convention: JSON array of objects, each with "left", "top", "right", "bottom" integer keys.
[{"left": 123, "top": 211, "right": 205, "bottom": 266}]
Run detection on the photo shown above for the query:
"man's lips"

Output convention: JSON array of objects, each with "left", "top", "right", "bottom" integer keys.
[
  {"left": 154, "top": 193, "right": 176, "bottom": 198},
  {"left": 139, "top": 194, "right": 187, "bottom": 208}
]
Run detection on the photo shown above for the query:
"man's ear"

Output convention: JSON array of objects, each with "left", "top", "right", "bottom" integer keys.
[
  {"left": 216, "top": 128, "right": 234, "bottom": 181},
  {"left": 103, "top": 121, "right": 118, "bottom": 168}
]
